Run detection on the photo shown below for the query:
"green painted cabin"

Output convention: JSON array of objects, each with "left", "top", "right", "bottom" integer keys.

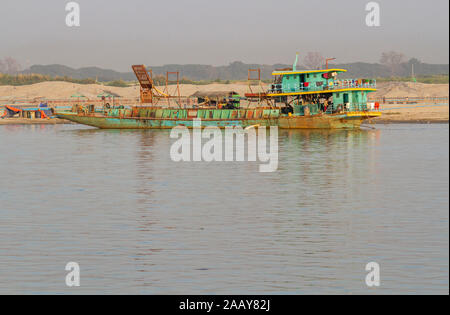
[{"left": 269, "top": 65, "right": 377, "bottom": 115}]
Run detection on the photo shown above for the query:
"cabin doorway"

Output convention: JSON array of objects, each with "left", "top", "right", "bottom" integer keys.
[{"left": 343, "top": 93, "right": 349, "bottom": 103}]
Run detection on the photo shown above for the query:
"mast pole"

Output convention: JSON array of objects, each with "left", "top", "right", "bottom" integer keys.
[
  {"left": 293, "top": 52, "right": 299, "bottom": 71},
  {"left": 326, "top": 58, "right": 336, "bottom": 70}
]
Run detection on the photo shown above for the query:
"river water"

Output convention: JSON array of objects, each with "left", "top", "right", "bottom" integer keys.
[{"left": 0, "top": 123, "right": 448, "bottom": 294}]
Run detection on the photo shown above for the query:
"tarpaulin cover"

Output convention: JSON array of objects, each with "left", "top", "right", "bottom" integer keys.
[
  {"left": 3, "top": 105, "right": 22, "bottom": 118},
  {"left": 1, "top": 105, "right": 52, "bottom": 118}
]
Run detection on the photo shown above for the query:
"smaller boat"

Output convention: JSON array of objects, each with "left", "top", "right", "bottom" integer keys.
[{"left": 2, "top": 103, "right": 53, "bottom": 119}]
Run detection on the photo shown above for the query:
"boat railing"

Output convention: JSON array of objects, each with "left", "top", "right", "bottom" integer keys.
[
  {"left": 268, "top": 79, "right": 377, "bottom": 94},
  {"left": 325, "top": 102, "right": 380, "bottom": 114}
]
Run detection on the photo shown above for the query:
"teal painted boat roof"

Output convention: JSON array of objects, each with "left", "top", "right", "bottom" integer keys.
[{"left": 272, "top": 69, "right": 347, "bottom": 76}]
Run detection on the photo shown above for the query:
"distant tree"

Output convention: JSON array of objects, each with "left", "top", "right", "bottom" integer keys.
[
  {"left": 0, "top": 57, "right": 22, "bottom": 74},
  {"left": 152, "top": 75, "right": 166, "bottom": 86},
  {"left": 380, "top": 51, "right": 406, "bottom": 77},
  {"left": 303, "top": 52, "right": 325, "bottom": 70},
  {"left": 0, "top": 59, "right": 5, "bottom": 73},
  {"left": 408, "top": 58, "right": 422, "bottom": 65},
  {"left": 407, "top": 58, "right": 422, "bottom": 78},
  {"left": 0, "top": 73, "right": 97, "bottom": 86}
]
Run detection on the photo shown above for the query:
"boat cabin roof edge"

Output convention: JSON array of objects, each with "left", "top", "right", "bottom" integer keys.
[{"left": 272, "top": 69, "right": 347, "bottom": 76}]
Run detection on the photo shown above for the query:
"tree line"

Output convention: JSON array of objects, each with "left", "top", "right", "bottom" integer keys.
[{"left": 1, "top": 53, "right": 448, "bottom": 85}]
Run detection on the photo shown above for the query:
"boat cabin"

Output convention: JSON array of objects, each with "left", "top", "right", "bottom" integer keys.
[{"left": 268, "top": 66, "right": 377, "bottom": 115}]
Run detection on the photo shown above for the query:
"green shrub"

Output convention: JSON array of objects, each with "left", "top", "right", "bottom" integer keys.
[
  {"left": 0, "top": 73, "right": 97, "bottom": 86},
  {"left": 105, "top": 80, "right": 129, "bottom": 87}
]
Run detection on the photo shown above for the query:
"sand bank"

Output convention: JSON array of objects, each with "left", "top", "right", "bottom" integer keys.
[
  {"left": 369, "top": 103, "right": 449, "bottom": 124},
  {"left": 0, "top": 81, "right": 448, "bottom": 124}
]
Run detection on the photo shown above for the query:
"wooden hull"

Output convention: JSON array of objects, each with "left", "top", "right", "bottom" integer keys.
[{"left": 57, "top": 110, "right": 380, "bottom": 129}]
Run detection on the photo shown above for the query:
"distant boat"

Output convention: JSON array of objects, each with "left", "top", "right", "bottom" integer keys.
[
  {"left": 2, "top": 103, "right": 53, "bottom": 119},
  {"left": 56, "top": 57, "right": 381, "bottom": 129}
]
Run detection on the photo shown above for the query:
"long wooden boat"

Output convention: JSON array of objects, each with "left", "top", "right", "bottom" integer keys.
[
  {"left": 56, "top": 58, "right": 381, "bottom": 129},
  {"left": 57, "top": 108, "right": 379, "bottom": 129}
]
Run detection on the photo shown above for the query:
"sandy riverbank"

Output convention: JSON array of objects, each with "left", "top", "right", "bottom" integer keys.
[
  {"left": 369, "top": 103, "right": 449, "bottom": 124},
  {"left": 1, "top": 81, "right": 448, "bottom": 100},
  {"left": 0, "top": 81, "right": 448, "bottom": 124}
]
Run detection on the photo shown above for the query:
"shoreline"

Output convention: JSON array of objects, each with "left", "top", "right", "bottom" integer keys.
[
  {"left": 1, "top": 81, "right": 448, "bottom": 126},
  {"left": 1, "top": 117, "right": 447, "bottom": 126},
  {"left": 366, "top": 118, "right": 449, "bottom": 124},
  {"left": 0, "top": 118, "right": 73, "bottom": 125}
]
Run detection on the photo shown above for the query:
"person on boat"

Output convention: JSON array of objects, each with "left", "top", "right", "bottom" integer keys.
[
  {"left": 281, "top": 104, "right": 294, "bottom": 115},
  {"left": 223, "top": 98, "right": 237, "bottom": 109},
  {"left": 323, "top": 100, "right": 328, "bottom": 113}
]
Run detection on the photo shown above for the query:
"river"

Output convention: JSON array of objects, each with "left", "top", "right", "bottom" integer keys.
[{"left": 0, "top": 123, "right": 448, "bottom": 294}]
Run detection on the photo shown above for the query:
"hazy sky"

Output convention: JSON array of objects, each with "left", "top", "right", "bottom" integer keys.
[{"left": 1, "top": 0, "right": 448, "bottom": 71}]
